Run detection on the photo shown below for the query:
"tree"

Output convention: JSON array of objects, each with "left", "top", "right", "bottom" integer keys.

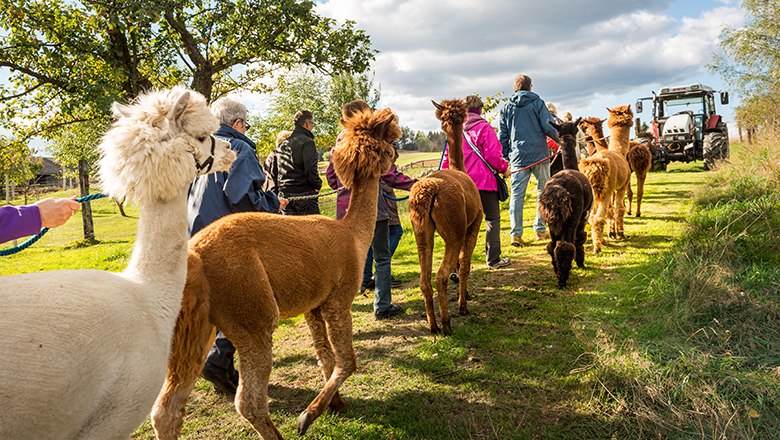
[
  {"left": 712, "top": 0, "right": 780, "bottom": 134},
  {"left": 0, "top": 136, "right": 39, "bottom": 203},
  {"left": 250, "top": 69, "right": 380, "bottom": 158}
]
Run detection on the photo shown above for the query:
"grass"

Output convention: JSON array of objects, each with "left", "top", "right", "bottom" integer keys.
[{"left": 2, "top": 146, "right": 777, "bottom": 439}]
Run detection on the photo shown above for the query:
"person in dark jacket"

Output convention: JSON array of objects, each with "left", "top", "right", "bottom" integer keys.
[
  {"left": 188, "top": 96, "right": 287, "bottom": 395},
  {"left": 498, "top": 74, "right": 560, "bottom": 247},
  {"left": 274, "top": 110, "right": 323, "bottom": 215}
]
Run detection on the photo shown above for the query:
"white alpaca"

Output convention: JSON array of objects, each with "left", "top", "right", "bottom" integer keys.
[{"left": 0, "top": 87, "right": 235, "bottom": 440}]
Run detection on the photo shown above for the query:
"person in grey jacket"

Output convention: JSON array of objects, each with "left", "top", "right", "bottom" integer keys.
[
  {"left": 274, "top": 110, "right": 323, "bottom": 215},
  {"left": 498, "top": 74, "right": 560, "bottom": 247}
]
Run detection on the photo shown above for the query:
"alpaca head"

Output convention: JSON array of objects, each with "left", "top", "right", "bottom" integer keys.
[
  {"left": 606, "top": 105, "right": 634, "bottom": 128},
  {"left": 549, "top": 117, "right": 582, "bottom": 139},
  {"left": 98, "top": 87, "right": 236, "bottom": 205},
  {"left": 432, "top": 99, "right": 467, "bottom": 133},
  {"left": 332, "top": 107, "right": 400, "bottom": 188},
  {"left": 578, "top": 117, "right": 606, "bottom": 136}
]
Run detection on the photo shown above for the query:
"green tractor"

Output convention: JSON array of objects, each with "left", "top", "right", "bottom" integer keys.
[{"left": 635, "top": 84, "right": 730, "bottom": 171}]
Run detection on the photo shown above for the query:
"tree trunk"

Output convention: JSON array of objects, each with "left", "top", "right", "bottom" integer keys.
[
  {"left": 116, "top": 199, "right": 129, "bottom": 217},
  {"left": 78, "top": 159, "right": 96, "bottom": 241}
]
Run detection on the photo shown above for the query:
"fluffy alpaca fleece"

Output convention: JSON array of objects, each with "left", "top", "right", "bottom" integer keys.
[
  {"left": 539, "top": 119, "right": 593, "bottom": 288},
  {"left": 606, "top": 104, "right": 653, "bottom": 217},
  {"left": 0, "top": 87, "right": 235, "bottom": 440},
  {"left": 408, "top": 99, "right": 483, "bottom": 336},
  {"left": 578, "top": 116, "right": 608, "bottom": 156},
  {"left": 151, "top": 108, "right": 399, "bottom": 440}
]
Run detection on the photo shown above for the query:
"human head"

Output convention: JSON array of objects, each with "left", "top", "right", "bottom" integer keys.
[
  {"left": 211, "top": 97, "right": 249, "bottom": 133},
  {"left": 275, "top": 130, "right": 292, "bottom": 147},
  {"left": 562, "top": 111, "right": 573, "bottom": 122},
  {"left": 546, "top": 102, "right": 558, "bottom": 116},
  {"left": 294, "top": 110, "right": 314, "bottom": 131},
  {"left": 514, "top": 74, "right": 532, "bottom": 92},
  {"left": 340, "top": 99, "right": 371, "bottom": 124},
  {"left": 464, "top": 95, "right": 483, "bottom": 114}
]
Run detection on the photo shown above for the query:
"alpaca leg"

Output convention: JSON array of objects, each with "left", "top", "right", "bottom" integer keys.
[
  {"left": 575, "top": 210, "right": 589, "bottom": 268},
  {"left": 456, "top": 220, "right": 481, "bottom": 316},
  {"left": 626, "top": 174, "right": 634, "bottom": 215},
  {"left": 436, "top": 242, "right": 462, "bottom": 336},
  {"left": 547, "top": 235, "right": 559, "bottom": 272},
  {"left": 635, "top": 172, "right": 646, "bottom": 217},
  {"left": 606, "top": 195, "right": 617, "bottom": 239},
  {"left": 590, "top": 199, "right": 606, "bottom": 253},
  {"left": 304, "top": 308, "right": 346, "bottom": 412},
  {"left": 554, "top": 242, "right": 576, "bottom": 289},
  {"left": 298, "top": 307, "right": 357, "bottom": 436},
  {"left": 614, "top": 186, "right": 628, "bottom": 239},
  {"left": 413, "top": 220, "right": 439, "bottom": 334}
]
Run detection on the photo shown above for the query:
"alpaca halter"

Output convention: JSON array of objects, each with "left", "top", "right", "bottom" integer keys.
[{"left": 194, "top": 135, "right": 216, "bottom": 173}]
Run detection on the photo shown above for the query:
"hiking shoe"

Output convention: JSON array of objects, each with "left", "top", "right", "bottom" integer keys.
[
  {"left": 536, "top": 231, "right": 550, "bottom": 240},
  {"left": 488, "top": 257, "right": 511, "bottom": 269},
  {"left": 391, "top": 276, "right": 403, "bottom": 288},
  {"left": 510, "top": 236, "right": 526, "bottom": 247},
  {"left": 201, "top": 363, "right": 238, "bottom": 396},
  {"left": 449, "top": 271, "right": 460, "bottom": 283},
  {"left": 374, "top": 304, "right": 405, "bottom": 320}
]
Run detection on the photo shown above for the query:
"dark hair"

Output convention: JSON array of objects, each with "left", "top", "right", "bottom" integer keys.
[
  {"left": 294, "top": 110, "right": 313, "bottom": 128},
  {"left": 464, "top": 95, "right": 483, "bottom": 113},
  {"left": 341, "top": 99, "right": 371, "bottom": 120},
  {"left": 514, "top": 74, "right": 532, "bottom": 92}
]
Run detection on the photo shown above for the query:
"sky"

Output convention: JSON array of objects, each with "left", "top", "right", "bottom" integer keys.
[{"left": 304, "top": 0, "right": 745, "bottom": 135}]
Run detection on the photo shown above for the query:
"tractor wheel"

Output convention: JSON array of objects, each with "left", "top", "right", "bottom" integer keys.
[{"left": 703, "top": 131, "right": 727, "bottom": 171}]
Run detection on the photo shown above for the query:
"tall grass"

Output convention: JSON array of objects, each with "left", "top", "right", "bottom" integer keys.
[{"left": 582, "top": 136, "right": 780, "bottom": 439}]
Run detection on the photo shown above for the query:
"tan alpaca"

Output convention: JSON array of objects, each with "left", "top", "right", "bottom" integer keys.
[
  {"left": 579, "top": 116, "right": 608, "bottom": 156},
  {"left": 606, "top": 105, "right": 653, "bottom": 217},
  {"left": 408, "top": 99, "right": 483, "bottom": 336},
  {"left": 578, "top": 116, "right": 630, "bottom": 253},
  {"left": 151, "top": 107, "right": 400, "bottom": 440}
]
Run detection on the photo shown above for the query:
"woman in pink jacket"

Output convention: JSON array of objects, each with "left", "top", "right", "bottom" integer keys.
[{"left": 442, "top": 95, "right": 511, "bottom": 269}]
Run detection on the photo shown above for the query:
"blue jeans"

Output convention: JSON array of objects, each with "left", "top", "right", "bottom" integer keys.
[
  {"left": 371, "top": 220, "right": 392, "bottom": 313},
  {"left": 509, "top": 162, "right": 550, "bottom": 237},
  {"left": 363, "top": 224, "right": 403, "bottom": 285}
]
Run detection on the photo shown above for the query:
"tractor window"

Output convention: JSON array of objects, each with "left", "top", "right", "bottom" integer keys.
[{"left": 662, "top": 97, "right": 705, "bottom": 118}]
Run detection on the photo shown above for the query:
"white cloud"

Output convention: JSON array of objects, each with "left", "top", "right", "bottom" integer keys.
[{"left": 316, "top": 0, "right": 745, "bottom": 133}]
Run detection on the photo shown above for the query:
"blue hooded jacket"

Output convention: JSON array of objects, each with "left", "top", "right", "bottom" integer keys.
[
  {"left": 498, "top": 91, "right": 560, "bottom": 168},
  {"left": 188, "top": 124, "right": 280, "bottom": 236}
]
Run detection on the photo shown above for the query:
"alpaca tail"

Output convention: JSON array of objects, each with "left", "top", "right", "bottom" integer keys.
[
  {"left": 408, "top": 178, "right": 439, "bottom": 226},
  {"left": 539, "top": 183, "right": 573, "bottom": 235},
  {"left": 627, "top": 141, "right": 652, "bottom": 174},
  {"left": 580, "top": 156, "right": 611, "bottom": 200},
  {"left": 165, "top": 250, "right": 215, "bottom": 387}
]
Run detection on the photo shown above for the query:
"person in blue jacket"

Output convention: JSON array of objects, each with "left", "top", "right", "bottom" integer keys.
[
  {"left": 498, "top": 74, "right": 560, "bottom": 247},
  {"left": 188, "top": 96, "right": 287, "bottom": 395}
]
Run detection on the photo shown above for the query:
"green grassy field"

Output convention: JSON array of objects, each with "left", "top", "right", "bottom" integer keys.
[{"left": 1, "top": 145, "right": 777, "bottom": 439}]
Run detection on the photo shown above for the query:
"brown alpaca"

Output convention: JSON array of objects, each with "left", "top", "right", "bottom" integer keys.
[
  {"left": 606, "top": 105, "right": 652, "bottom": 217},
  {"left": 578, "top": 116, "right": 608, "bottom": 156},
  {"left": 578, "top": 116, "right": 630, "bottom": 253},
  {"left": 151, "top": 107, "right": 400, "bottom": 439},
  {"left": 408, "top": 99, "right": 483, "bottom": 336},
  {"left": 539, "top": 119, "right": 593, "bottom": 288}
]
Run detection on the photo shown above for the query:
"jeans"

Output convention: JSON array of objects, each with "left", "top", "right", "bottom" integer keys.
[
  {"left": 509, "top": 162, "right": 550, "bottom": 237},
  {"left": 363, "top": 224, "right": 403, "bottom": 285},
  {"left": 283, "top": 193, "right": 320, "bottom": 215},
  {"left": 479, "top": 190, "right": 502, "bottom": 265},
  {"left": 371, "top": 220, "right": 392, "bottom": 313}
]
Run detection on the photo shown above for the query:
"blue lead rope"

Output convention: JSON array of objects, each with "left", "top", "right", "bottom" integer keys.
[{"left": 0, "top": 193, "right": 108, "bottom": 257}]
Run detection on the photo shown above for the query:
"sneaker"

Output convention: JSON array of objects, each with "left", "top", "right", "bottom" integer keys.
[
  {"left": 536, "top": 231, "right": 550, "bottom": 240},
  {"left": 201, "top": 363, "right": 238, "bottom": 396},
  {"left": 391, "top": 276, "right": 403, "bottom": 288},
  {"left": 488, "top": 257, "right": 511, "bottom": 269},
  {"left": 374, "top": 304, "right": 405, "bottom": 320},
  {"left": 449, "top": 271, "right": 460, "bottom": 283},
  {"left": 510, "top": 236, "right": 526, "bottom": 247}
]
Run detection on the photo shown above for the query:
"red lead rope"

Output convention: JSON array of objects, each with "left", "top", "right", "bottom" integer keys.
[{"left": 506, "top": 150, "right": 561, "bottom": 176}]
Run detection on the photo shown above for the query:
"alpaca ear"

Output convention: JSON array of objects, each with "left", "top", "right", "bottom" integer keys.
[
  {"left": 170, "top": 91, "right": 191, "bottom": 127},
  {"left": 431, "top": 100, "right": 443, "bottom": 111},
  {"left": 111, "top": 102, "right": 132, "bottom": 119},
  {"left": 574, "top": 117, "right": 582, "bottom": 126},
  {"left": 606, "top": 107, "right": 612, "bottom": 113},
  {"left": 549, "top": 120, "right": 561, "bottom": 131},
  {"left": 600, "top": 118, "right": 607, "bottom": 123}
]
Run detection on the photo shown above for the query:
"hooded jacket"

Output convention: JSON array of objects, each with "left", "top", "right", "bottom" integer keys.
[
  {"left": 442, "top": 111, "right": 509, "bottom": 191},
  {"left": 498, "top": 90, "right": 560, "bottom": 167},
  {"left": 187, "top": 123, "right": 280, "bottom": 236}
]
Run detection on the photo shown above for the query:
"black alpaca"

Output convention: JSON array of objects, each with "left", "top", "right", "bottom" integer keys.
[{"left": 539, "top": 118, "right": 594, "bottom": 288}]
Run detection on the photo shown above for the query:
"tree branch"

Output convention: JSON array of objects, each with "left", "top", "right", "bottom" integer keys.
[
  {"left": 0, "top": 62, "right": 74, "bottom": 91},
  {"left": 163, "top": 10, "right": 208, "bottom": 69},
  {"left": 0, "top": 82, "right": 43, "bottom": 101}
]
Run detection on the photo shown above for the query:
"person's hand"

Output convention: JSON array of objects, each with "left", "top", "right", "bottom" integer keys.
[
  {"left": 502, "top": 169, "right": 512, "bottom": 178},
  {"left": 35, "top": 197, "right": 80, "bottom": 228},
  {"left": 277, "top": 197, "right": 289, "bottom": 213}
]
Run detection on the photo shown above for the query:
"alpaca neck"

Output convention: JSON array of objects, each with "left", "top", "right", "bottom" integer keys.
[
  {"left": 560, "top": 135, "right": 579, "bottom": 171},
  {"left": 124, "top": 194, "right": 188, "bottom": 307},
  {"left": 344, "top": 175, "right": 381, "bottom": 249},
  {"left": 447, "top": 125, "right": 466, "bottom": 172},
  {"left": 590, "top": 126, "right": 609, "bottom": 151},
  {"left": 608, "top": 125, "right": 631, "bottom": 155}
]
